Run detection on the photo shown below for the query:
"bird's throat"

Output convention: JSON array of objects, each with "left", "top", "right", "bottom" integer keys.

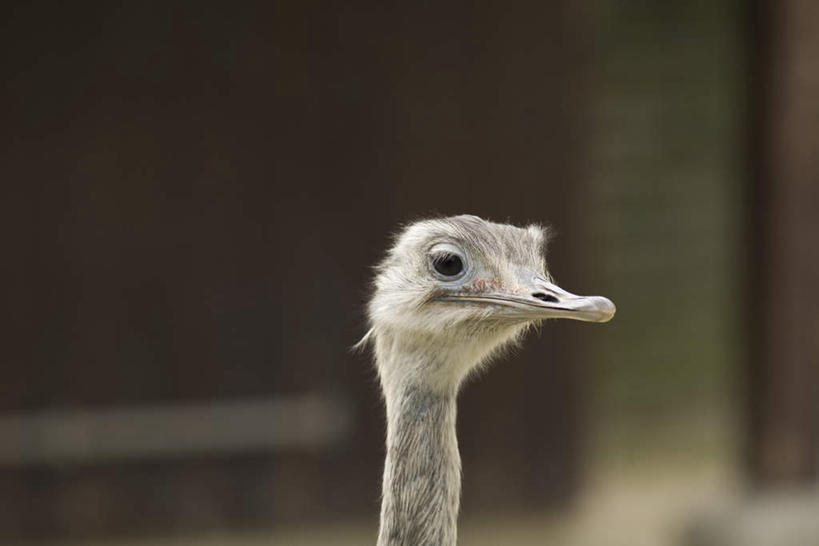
[{"left": 378, "top": 384, "right": 461, "bottom": 546}]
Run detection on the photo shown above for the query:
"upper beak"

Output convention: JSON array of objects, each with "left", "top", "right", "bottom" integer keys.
[{"left": 440, "top": 276, "right": 615, "bottom": 323}]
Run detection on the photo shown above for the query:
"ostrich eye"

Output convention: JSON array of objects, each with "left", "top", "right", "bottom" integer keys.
[{"left": 432, "top": 253, "right": 463, "bottom": 277}]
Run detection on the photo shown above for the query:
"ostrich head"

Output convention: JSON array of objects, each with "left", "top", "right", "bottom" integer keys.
[{"left": 363, "top": 214, "right": 615, "bottom": 395}]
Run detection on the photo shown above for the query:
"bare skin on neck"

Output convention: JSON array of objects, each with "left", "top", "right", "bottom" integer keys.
[{"left": 379, "top": 385, "right": 459, "bottom": 546}]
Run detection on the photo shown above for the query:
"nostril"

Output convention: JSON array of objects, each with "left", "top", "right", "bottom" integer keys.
[{"left": 532, "top": 292, "right": 559, "bottom": 303}]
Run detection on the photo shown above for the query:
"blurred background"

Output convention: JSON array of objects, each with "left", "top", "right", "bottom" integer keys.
[{"left": 2, "top": 1, "right": 817, "bottom": 545}]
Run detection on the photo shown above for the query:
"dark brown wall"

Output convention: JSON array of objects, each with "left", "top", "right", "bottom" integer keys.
[
  {"left": 746, "top": 0, "right": 819, "bottom": 486},
  {"left": 1, "top": 2, "right": 590, "bottom": 539}
]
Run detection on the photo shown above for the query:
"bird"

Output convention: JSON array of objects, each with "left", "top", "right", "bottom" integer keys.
[{"left": 359, "top": 214, "right": 615, "bottom": 546}]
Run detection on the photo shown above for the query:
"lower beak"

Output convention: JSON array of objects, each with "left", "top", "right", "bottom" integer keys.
[{"left": 441, "top": 279, "right": 615, "bottom": 323}]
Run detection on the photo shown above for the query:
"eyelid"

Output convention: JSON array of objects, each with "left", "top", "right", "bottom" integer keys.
[{"left": 429, "top": 242, "right": 464, "bottom": 256}]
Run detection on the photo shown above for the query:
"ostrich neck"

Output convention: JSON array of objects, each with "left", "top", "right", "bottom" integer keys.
[{"left": 378, "top": 382, "right": 460, "bottom": 546}]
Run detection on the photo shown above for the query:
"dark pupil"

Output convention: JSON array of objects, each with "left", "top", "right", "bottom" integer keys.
[{"left": 433, "top": 254, "right": 463, "bottom": 276}]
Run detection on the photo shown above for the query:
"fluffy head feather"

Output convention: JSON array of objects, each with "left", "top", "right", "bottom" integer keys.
[{"left": 362, "top": 215, "right": 555, "bottom": 392}]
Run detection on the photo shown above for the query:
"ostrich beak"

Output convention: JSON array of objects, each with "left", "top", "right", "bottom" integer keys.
[
  {"left": 439, "top": 276, "right": 615, "bottom": 323},
  {"left": 524, "top": 277, "right": 616, "bottom": 323}
]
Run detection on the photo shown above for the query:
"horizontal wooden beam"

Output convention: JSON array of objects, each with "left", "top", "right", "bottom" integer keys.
[{"left": 0, "top": 394, "right": 351, "bottom": 465}]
